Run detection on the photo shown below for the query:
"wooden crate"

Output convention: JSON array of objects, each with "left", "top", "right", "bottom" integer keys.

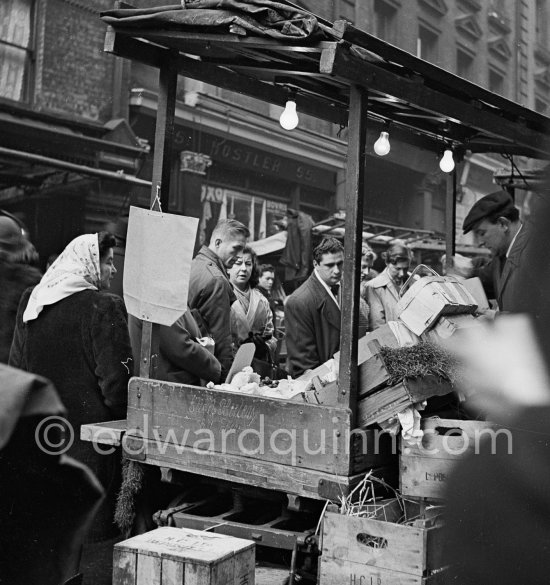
[
  {"left": 320, "top": 501, "right": 445, "bottom": 585},
  {"left": 358, "top": 377, "right": 454, "bottom": 428},
  {"left": 400, "top": 417, "right": 500, "bottom": 499},
  {"left": 113, "top": 527, "right": 255, "bottom": 585},
  {"left": 121, "top": 377, "right": 395, "bottom": 499}
]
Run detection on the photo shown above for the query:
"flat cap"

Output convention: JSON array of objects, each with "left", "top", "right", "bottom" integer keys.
[{"left": 462, "top": 190, "right": 516, "bottom": 234}]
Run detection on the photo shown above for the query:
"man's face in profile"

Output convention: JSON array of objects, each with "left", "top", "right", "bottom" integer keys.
[{"left": 216, "top": 235, "right": 247, "bottom": 268}]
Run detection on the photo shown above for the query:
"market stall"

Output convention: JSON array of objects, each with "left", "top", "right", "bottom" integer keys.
[{"left": 84, "top": 1, "right": 550, "bottom": 582}]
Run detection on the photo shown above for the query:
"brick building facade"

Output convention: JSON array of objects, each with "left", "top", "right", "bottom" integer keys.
[{"left": 0, "top": 0, "right": 548, "bottom": 263}]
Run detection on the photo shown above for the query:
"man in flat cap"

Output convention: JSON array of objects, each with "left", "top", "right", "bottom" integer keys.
[{"left": 462, "top": 190, "right": 529, "bottom": 312}]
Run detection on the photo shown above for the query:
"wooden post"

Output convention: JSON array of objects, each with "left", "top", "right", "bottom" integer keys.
[
  {"left": 338, "top": 85, "right": 367, "bottom": 424},
  {"left": 445, "top": 167, "right": 457, "bottom": 272},
  {"left": 139, "top": 57, "right": 178, "bottom": 379}
]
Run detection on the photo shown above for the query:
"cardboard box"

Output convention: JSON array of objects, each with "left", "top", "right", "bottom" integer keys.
[
  {"left": 422, "top": 313, "right": 481, "bottom": 343},
  {"left": 113, "top": 527, "right": 255, "bottom": 585},
  {"left": 320, "top": 501, "right": 446, "bottom": 584},
  {"left": 397, "top": 276, "right": 477, "bottom": 336}
]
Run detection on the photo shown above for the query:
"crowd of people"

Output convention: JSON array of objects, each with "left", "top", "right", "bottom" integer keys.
[{"left": 0, "top": 184, "right": 539, "bottom": 584}]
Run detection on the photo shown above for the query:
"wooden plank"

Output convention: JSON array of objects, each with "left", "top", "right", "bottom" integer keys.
[
  {"left": 320, "top": 45, "right": 550, "bottom": 158},
  {"left": 319, "top": 558, "right": 445, "bottom": 585},
  {"left": 445, "top": 168, "right": 457, "bottom": 270},
  {"left": 161, "top": 558, "right": 184, "bottom": 585},
  {"left": 139, "top": 321, "right": 159, "bottom": 379},
  {"left": 358, "top": 382, "right": 411, "bottom": 428},
  {"left": 126, "top": 378, "right": 350, "bottom": 474},
  {"left": 104, "top": 33, "right": 348, "bottom": 126},
  {"left": 110, "top": 28, "right": 334, "bottom": 51},
  {"left": 399, "top": 456, "right": 453, "bottom": 500},
  {"left": 152, "top": 59, "right": 177, "bottom": 211},
  {"left": 113, "top": 547, "right": 137, "bottom": 585},
  {"left": 122, "top": 435, "right": 356, "bottom": 499},
  {"left": 80, "top": 419, "right": 126, "bottom": 445},
  {"left": 233, "top": 547, "right": 255, "bottom": 585},
  {"left": 338, "top": 85, "right": 367, "bottom": 420},
  {"left": 358, "top": 341, "right": 391, "bottom": 398},
  {"left": 136, "top": 554, "right": 161, "bottom": 585}
]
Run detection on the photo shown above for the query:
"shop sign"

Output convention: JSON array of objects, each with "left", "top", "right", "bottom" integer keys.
[{"left": 173, "top": 129, "right": 334, "bottom": 190}]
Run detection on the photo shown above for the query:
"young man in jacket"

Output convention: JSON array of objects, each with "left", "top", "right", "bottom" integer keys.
[
  {"left": 188, "top": 218, "right": 249, "bottom": 380},
  {"left": 285, "top": 237, "right": 344, "bottom": 377}
]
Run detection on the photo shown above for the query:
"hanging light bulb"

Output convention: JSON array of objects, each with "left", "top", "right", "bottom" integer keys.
[
  {"left": 279, "top": 100, "right": 299, "bottom": 130},
  {"left": 373, "top": 131, "right": 391, "bottom": 156},
  {"left": 439, "top": 149, "right": 455, "bottom": 173}
]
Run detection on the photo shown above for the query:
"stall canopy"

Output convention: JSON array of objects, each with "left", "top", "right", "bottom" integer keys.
[{"left": 102, "top": 1, "right": 550, "bottom": 160}]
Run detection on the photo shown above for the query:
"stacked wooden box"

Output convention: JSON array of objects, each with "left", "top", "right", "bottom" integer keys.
[
  {"left": 320, "top": 500, "right": 446, "bottom": 584},
  {"left": 399, "top": 416, "right": 500, "bottom": 500},
  {"left": 113, "top": 527, "right": 255, "bottom": 585}
]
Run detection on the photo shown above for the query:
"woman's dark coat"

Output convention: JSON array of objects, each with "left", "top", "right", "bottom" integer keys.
[{"left": 9, "top": 288, "right": 132, "bottom": 540}]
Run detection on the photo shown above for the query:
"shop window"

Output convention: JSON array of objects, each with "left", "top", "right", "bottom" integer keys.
[
  {"left": 198, "top": 184, "right": 287, "bottom": 244},
  {"left": 456, "top": 49, "right": 474, "bottom": 79},
  {"left": 374, "top": 0, "right": 398, "bottom": 44},
  {"left": 0, "top": 0, "right": 34, "bottom": 102},
  {"left": 417, "top": 26, "right": 439, "bottom": 63}
]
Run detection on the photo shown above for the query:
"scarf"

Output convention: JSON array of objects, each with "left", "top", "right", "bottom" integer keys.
[{"left": 23, "top": 234, "right": 101, "bottom": 322}]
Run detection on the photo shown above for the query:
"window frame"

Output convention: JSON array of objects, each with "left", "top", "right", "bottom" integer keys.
[{"left": 0, "top": 0, "right": 36, "bottom": 104}]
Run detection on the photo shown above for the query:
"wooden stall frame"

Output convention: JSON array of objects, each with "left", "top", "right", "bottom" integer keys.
[{"left": 84, "top": 1, "right": 550, "bottom": 499}]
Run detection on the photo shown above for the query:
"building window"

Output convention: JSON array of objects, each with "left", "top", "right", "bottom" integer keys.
[
  {"left": 417, "top": 25, "right": 439, "bottom": 62},
  {"left": 535, "top": 97, "right": 548, "bottom": 114},
  {"left": 456, "top": 49, "right": 474, "bottom": 79},
  {"left": 374, "top": 0, "right": 397, "bottom": 44},
  {"left": 0, "top": 0, "right": 34, "bottom": 102},
  {"left": 536, "top": 0, "right": 548, "bottom": 48},
  {"left": 488, "top": 68, "right": 505, "bottom": 95}
]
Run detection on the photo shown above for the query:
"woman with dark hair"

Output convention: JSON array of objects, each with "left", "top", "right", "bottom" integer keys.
[
  {"left": 228, "top": 245, "right": 277, "bottom": 363},
  {"left": 365, "top": 242, "right": 412, "bottom": 330},
  {"left": 9, "top": 231, "right": 133, "bottom": 584}
]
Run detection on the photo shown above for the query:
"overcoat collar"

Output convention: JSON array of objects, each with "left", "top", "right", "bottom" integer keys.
[
  {"left": 308, "top": 274, "right": 341, "bottom": 330},
  {"left": 197, "top": 245, "right": 230, "bottom": 279}
]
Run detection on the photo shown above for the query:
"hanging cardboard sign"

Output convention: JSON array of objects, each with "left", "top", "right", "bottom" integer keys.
[{"left": 124, "top": 206, "right": 198, "bottom": 326}]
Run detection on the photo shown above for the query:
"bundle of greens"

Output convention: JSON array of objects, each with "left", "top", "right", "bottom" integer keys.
[{"left": 379, "top": 341, "right": 462, "bottom": 386}]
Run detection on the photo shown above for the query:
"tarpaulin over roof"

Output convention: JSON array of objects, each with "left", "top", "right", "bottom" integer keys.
[{"left": 101, "top": 0, "right": 323, "bottom": 40}]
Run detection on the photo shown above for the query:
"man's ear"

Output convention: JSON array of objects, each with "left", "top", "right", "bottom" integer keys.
[
  {"left": 214, "top": 238, "right": 222, "bottom": 248},
  {"left": 497, "top": 217, "right": 511, "bottom": 230},
  {"left": 313, "top": 259, "right": 319, "bottom": 269}
]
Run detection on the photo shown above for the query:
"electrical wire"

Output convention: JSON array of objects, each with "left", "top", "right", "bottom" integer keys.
[{"left": 501, "top": 153, "right": 533, "bottom": 192}]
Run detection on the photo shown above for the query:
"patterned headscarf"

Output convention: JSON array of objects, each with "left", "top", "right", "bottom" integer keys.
[{"left": 23, "top": 234, "right": 101, "bottom": 322}]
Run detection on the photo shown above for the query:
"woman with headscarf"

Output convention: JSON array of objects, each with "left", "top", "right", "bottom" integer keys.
[
  {"left": 9, "top": 231, "right": 132, "bottom": 584},
  {"left": 228, "top": 246, "right": 277, "bottom": 367}
]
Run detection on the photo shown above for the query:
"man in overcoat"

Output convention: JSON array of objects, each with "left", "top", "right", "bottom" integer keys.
[
  {"left": 285, "top": 237, "right": 343, "bottom": 377},
  {"left": 188, "top": 218, "right": 249, "bottom": 380},
  {"left": 463, "top": 190, "right": 529, "bottom": 313}
]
